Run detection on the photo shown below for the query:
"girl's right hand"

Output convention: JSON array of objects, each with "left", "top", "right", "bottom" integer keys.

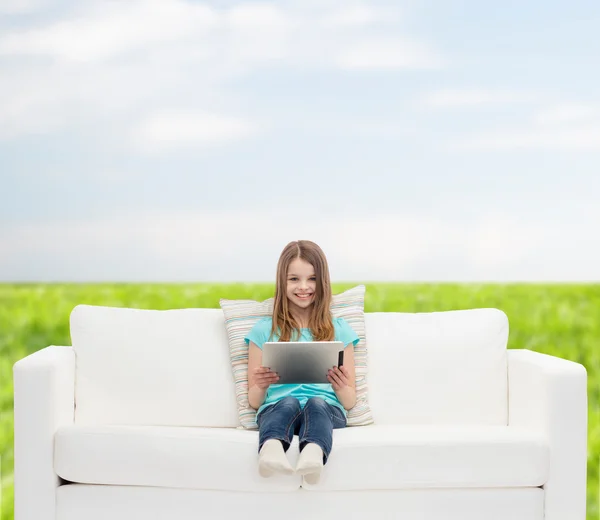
[{"left": 253, "top": 366, "right": 280, "bottom": 389}]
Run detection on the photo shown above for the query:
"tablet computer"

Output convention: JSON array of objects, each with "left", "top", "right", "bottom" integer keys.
[{"left": 262, "top": 341, "right": 345, "bottom": 384}]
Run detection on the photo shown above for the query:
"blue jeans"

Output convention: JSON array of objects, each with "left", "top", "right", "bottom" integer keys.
[{"left": 257, "top": 396, "right": 347, "bottom": 464}]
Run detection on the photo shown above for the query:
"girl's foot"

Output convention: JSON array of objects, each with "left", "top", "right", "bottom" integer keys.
[
  {"left": 258, "top": 439, "right": 294, "bottom": 477},
  {"left": 295, "top": 443, "right": 323, "bottom": 484}
]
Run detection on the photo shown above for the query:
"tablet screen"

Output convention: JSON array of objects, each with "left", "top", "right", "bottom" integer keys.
[{"left": 262, "top": 341, "right": 344, "bottom": 384}]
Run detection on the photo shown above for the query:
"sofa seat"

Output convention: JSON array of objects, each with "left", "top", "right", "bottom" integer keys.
[
  {"left": 54, "top": 423, "right": 549, "bottom": 493},
  {"left": 55, "top": 424, "right": 302, "bottom": 493},
  {"left": 304, "top": 424, "right": 549, "bottom": 491}
]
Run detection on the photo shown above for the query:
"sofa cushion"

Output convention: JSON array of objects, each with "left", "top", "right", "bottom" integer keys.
[
  {"left": 303, "top": 424, "right": 549, "bottom": 490},
  {"left": 54, "top": 424, "right": 548, "bottom": 492},
  {"left": 219, "top": 285, "right": 373, "bottom": 429},
  {"left": 70, "top": 305, "right": 239, "bottom": 427},
  {"left": 55, "top": 424, "right": 301, "bottom": 492},
  {"left": 364, "top": 308, "right": 509, "bottom": 425}
]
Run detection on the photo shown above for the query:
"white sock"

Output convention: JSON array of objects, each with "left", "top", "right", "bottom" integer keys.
[
  {"left": 295, "top": 443, "right": 323, "bottom": 484},
  {"left": 258, "top": 439, "right": 294, "bottom": 478}
]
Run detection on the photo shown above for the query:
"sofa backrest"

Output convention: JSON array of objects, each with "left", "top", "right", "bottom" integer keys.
[
  {"left": 70, "top": 305, "right": 508, "bottom": 428},
  {"left": 365, "top": 309, "right": 508, "bottom": 425},
  {"left": 70, "top": 305, "right": 240, "bottom": 427}
]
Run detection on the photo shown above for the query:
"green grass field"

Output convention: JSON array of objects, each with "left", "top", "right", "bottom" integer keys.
[{"left": 1, "top": 282, "right": 598, "bottom": 519}]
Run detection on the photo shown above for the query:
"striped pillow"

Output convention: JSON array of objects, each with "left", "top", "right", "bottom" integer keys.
[{"left": 219, "top": 285, "right": 373, "bottom": 429}]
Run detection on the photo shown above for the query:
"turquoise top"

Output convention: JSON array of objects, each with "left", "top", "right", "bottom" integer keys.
[{"left": 244, "top": 316, "right": 360, "bottom": 417}]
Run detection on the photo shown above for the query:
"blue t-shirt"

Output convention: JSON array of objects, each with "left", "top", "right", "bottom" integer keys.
[{"left": 244, "top": 316, "right": 360, "bottom": 417}]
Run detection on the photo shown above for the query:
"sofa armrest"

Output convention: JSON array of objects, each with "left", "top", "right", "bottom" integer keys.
[
  {"left": 507, "top": 348, "right": 587, "bottom": 520},
  {"left": 13, "top": 346, "right": 75, "bottom": 520}
]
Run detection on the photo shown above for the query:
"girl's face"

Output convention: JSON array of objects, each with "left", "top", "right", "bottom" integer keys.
[{"left": 286, "top": 257, "right": 317, "bottom": 309}]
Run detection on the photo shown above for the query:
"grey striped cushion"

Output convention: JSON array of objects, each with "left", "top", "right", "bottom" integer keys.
[{"left": 219, "top": 285, "right": 373, "bottom": 429}]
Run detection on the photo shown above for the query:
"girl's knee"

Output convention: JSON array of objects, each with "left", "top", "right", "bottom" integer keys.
[
  {"left": 279, "top": 396, "right": 301, "bottom": 409},
  {"left": 305, "top": 397, "right": 328, "bottom": 409}
]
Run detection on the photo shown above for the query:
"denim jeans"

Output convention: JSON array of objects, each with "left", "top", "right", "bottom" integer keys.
[{"left": 257, "top": 396, "right": 347, "bottom": 464}]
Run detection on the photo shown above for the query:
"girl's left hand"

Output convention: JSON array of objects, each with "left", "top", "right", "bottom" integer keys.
[{"left": 327, "top": 365, "right": 351, "bottom": 391}]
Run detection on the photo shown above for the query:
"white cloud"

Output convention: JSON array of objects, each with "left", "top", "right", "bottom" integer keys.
[
  {"left": 336, "top": 38, "right": 443, "bottom": 70},
  {"left": 226, "top": 3, "right": 288, "bottom": 28},
  {"left": 0, "top": 0, "right": 45, "bottom": 14},
  {"left": 428, "top": 95, "right": 600, "bottom": 151},
  {"left": 321, "top": 4, "right": 387, "bottom": 27},
  {"left": 1, "top": 209, "right": 597, "bottom": 282},
  {"left": 0, "top": 1, "right": 441, "bottom": 142},
  {"left": 0, "top": 85, "right": 67, "bottom": 138},
  {"left": 463, "top": 215, "right": 551, "bottom": 271},
  {"left": 336, "top": 121, "right": 415, "bottom": 138},
  {"left": 419, "top": 88, "right": 541, "bottom": 108},
  {"left": 0, "top": 1, "right": 427, "bottom": 68},
  {"left": 0, "top": 0, "right": 219, "bottom": 62},
  {"left": 448, "top": 125, "right": 600, "bottom": 151},
  {"left": 130, "top": 111, "right": 264, "bottom": 152},
  {"left": 533, "top": 103, "right": 598, "bottom": 125}
]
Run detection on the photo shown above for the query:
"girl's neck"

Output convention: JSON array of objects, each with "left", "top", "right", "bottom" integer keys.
[{"left": 291, "top": 311, "right": 311, "bottom": 329}]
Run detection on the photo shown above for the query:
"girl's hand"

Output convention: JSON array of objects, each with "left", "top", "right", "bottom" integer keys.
[
  {"left": 253, "top": 366, "right": 279, "bottom": 390},
  {"left": 327, "top": 365, "right": 351, "bottom": 391}
]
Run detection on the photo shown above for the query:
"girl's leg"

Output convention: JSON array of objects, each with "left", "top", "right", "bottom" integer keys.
[
  {"left": 296, "top": 397, "right": 346, "bottom": 484},
  {"left": 256, "top": 396, "right": 301, "bottom": 477},
  {"left": 257, "top": 396, "right": 302, "bottom": 452}
]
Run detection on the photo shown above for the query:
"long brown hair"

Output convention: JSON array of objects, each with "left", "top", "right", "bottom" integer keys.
[{"left": 269, "top": 240, "right": 334, "bottom": 342}]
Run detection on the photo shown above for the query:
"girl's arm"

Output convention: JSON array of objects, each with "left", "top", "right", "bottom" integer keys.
[
  {"left": 247, "top": 342, "right": 278, "bottom": 410},
  {"left": 328, "top": 343, "right": 357, "bottom": 410}
]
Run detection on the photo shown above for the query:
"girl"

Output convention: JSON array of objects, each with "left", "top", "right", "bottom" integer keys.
[{"left": 244, "top": 240, "right": 360, "bottom": 485}]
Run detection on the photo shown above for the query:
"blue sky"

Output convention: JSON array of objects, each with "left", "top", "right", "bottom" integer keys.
[{"left": 1, "top": 0, "right": 599, "bottom": 282}]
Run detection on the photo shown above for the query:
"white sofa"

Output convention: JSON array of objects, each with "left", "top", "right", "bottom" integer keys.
[{"left": 13, "top": 304, "right": 588, "bottom": 520}]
